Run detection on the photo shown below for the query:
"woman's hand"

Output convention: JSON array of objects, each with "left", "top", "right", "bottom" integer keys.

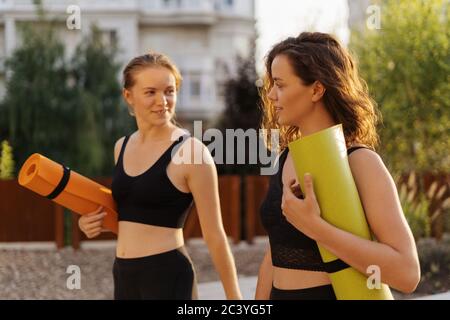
[
  {"left": 78, "top": 206, "right": 107, "bottom": 239},
  {"left": 281, "top": 173, "right": 323, "bottom": 239}
]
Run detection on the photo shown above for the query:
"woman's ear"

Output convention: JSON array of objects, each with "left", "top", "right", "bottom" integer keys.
[
  {"left": 311, "top": 81, "right": 326, "bottom": 102},
  {"left": 122, "top": 88, "right": 132, "bottom": 106},
  {"left": 123, "top": 88, "right": 135, "bottom": 116}
]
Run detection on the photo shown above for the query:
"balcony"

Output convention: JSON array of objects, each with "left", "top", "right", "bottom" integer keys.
[
  {"left": 0, "top": 0, "right": 215, "bottom": 11},
  {"left": 0, "top": 0, "right": 137, "bottom": 15},
  {"left": 0, "top": 0, "right": 254, "bottom": 25},
  {"left": 138, "top": 0, "right": 217, "bottom": 26}
]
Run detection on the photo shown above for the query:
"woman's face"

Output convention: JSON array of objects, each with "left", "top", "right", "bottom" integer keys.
[
  {"left": 123, "top": 66, "right": 177, "bottom": 126},
  {"left": 267, "top": 54, "right": 315, "bottom": 127}
]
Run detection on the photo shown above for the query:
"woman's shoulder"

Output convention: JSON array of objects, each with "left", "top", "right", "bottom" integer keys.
[
  {"left": 171, "top": 129, "right": 208, "bottom": 150},
  {"left": 170, "top": 128, "right": 190, "bottom": 142},
  {"left": 171, "top": 132, "right": 214, "bottom": 167},
  {"left": 347, "top": 143, "right": 373, "bottom": 152},
  {"left": 347, "top": 145, "right": 388, "bottom": 182},
  {"left": 173, "top": 136, "right": 201, "bottom": 153},
  {"left": 347, "top": 143, "right": 379, "bottom": 158},
  {"left": 115, "top": 135, "right": 127, "bottom": 149},
  {"left": 115, "top": 131, "right": 137, "bottom": 148},
  {"left": 113, "top": 135, "right": 129, "bottom": 164}
]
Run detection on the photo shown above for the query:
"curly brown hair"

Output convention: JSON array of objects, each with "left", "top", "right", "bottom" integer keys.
[{"left": 261, "top": 32, "right": 381, "bottom": 152}]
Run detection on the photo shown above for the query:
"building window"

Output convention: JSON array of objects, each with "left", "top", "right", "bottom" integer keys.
[
  {"left": 226, "top": 0, "right": 234, "bottom": 7},
  {"left": 101, "top": 30, "right": 117, "bottom": 47},
  {"left": 190, "top": 79, "right": 201, "bottom": 98},
  {"left": 109, "top": 30, "right": 117, "bottom": 47},
  {"left": 163, "top": 0, "right": 182, "bottom": 8},
  {"left": 215, "top": 0, "right": 234, "bottom": 10}
]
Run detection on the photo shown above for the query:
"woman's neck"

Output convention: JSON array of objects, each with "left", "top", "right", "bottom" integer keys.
[
  {"left": 135, "top": 121, "right": 177, "bottom": 143},
  {"left": 296, "top": 101, "right": 336, "bottom": 138}
]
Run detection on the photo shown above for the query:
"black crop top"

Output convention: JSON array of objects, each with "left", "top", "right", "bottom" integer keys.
[
  {"left": 260, "top": 146, "right": 367, "bottom": 272},
  {"left": 111, "top": 134, "right": 193, "bottom": 228}
]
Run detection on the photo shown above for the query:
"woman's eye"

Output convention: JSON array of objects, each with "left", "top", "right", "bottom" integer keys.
[
  {"left": 146, "top": 91, "right": 155, "bottom": 95},
  {"left": 166, "top": 90, "right": 175, "bottom": 95}
]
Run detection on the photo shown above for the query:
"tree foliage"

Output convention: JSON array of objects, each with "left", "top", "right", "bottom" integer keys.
[
  {"left": 351, "top": 0, "right": 449, "bottom": 174},
  {"left": 215, "top": 55, "right": 263, "bottom": 175},
  {"left": 0, "top": 17, "right": 133, "bottom": 176}
]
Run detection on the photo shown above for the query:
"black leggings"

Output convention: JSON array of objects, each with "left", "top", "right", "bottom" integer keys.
[
  {"left": 113, "top": 247, "right": 195, "bottom": 300},
  {"left": 270, "top": 284, "right": 336, "bottom": 300}
]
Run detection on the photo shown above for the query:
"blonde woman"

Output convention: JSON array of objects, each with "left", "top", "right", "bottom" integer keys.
[{"left": 79, "top": 52, "right": 242, "bottom": 300}]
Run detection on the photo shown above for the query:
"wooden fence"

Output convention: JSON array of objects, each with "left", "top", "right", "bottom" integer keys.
[
  {"left": 244, "top": 175, "right": 269, "bottom": 243},
  {"left": 2, "top": 172, "right": 445, "bottom": 248},
  {"left": 0, "top": 179, "right": 64, "bottom": 248},
  {"left": 0, "top": 175, "right": 268, "bottom": 249}
]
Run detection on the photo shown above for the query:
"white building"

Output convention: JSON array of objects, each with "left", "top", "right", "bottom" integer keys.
[{"left": 0, "top": 0, "right": 256, "bottom": 123}]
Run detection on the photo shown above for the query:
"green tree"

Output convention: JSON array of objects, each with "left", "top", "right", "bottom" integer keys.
[
  {"left": 0, "top": 140, "right": 15, "bottom": 180},
  {"left": 0, "top": 4, "right": 133, "bottom": 176},
  {"left": 215, "top": 55, "right": 263, "bottom": 175},
  {"left": 0, "top": 20, "right": 74, "bottom": 169},
  {"left": 351, "top": 0, "right": 449, "bottom": 174},
  {"left": 70, "top": 26, "right": 133, "bottom": 176}
]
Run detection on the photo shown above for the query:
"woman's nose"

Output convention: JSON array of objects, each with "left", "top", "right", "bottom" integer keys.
[
  {"left": 156, "top": 92, "right": 168, "bottom": 106},
  {"left": 268, "top": 86, "right": 277, "bottom": 101}
]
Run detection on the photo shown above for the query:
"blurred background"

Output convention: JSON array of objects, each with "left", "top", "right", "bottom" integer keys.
[{"left": 0, "top": 0, "right": 448, "bottom": 299}]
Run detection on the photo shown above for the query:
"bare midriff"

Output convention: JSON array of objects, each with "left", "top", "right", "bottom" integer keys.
[
  {"left": 272, "top": 266, "right": 332, "bottom": 289},
  {"left": 116, "top": 221, "right": 184, "bottom": 258}
]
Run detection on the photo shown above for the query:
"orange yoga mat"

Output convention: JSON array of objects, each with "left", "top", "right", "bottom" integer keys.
[{"left": 18, "top": 153, "right": 118, "bottom": 234}]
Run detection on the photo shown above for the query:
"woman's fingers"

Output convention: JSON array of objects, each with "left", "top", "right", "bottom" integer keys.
[
  {"left": 79, "top": 211, "right": 106, "bottom": 236},
  {"left": 87, "top": 227, "right": 102, "bottom": 234},
  {"left": 86, "top": 206, "right": 104, "bottom": 217},
  {"left": 86, "top": 227, "right": 102, "bottom": 238},
  {"left": 83, "top": 212, "right": 106, "bottom": 223},
  {"left": 84, "top": 220, "right": 104, "bottom": 232}
]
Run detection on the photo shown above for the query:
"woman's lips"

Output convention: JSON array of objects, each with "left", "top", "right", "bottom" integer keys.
[{"left": 151, "top": 108, "right": 168, "bottom": 115}]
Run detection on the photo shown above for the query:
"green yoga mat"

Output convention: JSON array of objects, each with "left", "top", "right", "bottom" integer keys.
[{"left": 288, "top": 124, "right": 393, "bottom": 300}]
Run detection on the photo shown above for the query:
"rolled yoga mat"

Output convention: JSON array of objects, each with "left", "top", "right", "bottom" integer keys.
[
  {"left": 288, "top": 124, "right": 393, "bottom": 300},
  {"left": 18, "top": 153, "right": 118, "bottom": 234}
]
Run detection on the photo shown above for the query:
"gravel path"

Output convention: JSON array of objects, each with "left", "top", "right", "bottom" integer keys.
[
  {"left": 0, "top": 239, "right": 267, "bottom": 299},
  {"left": 1, "top": 236, "right": 445, "bottom": 300}
]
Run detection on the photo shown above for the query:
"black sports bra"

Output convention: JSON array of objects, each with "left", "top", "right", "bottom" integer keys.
[
  {"left": 111, "top": 134, "right": 193, "bottom": 228},
  {"left": 260, "top": 146, "right": 368, "bottom": 272}
]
